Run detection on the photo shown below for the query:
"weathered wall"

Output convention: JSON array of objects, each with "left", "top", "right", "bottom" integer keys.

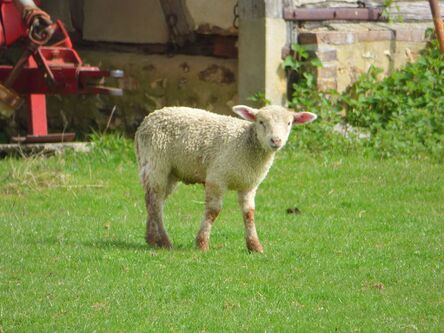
[
  {"left": 335, "top": 32, "right": 430, "bottom": 91},
  {"left": 187, "top": 0, "right": 238, "bottom": 34},
  {"left": 39, "top": 0, "right": 444, "bottom": 101},
  {"left": 83, "top": 0, "right": 169, "bottom": 43},
  {"left": 283, "top": 0, "right": 444, "bottom": 101},
  {"left": 82, "top": 0, "right": 237, "bottom": 43}
]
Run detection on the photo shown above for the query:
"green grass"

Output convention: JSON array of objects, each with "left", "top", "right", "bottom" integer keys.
[{"left": 0, "top": 136, "right": 443, "bottom": 332}]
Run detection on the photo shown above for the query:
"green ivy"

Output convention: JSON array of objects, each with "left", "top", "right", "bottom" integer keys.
[{"left": 247, "top": 92, "right": 271, "bottom": 107}]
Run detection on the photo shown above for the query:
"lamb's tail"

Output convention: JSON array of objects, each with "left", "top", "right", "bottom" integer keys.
[
  {"left": 134, "top": 130, "right": 142, "bottom": 168},
  {"left": 135, "top": 131, "right": 150, "bottom": 187}
]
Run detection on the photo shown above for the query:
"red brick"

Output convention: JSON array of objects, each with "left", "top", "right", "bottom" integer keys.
[
  {"left": 298, "top": 33, "right": 319, "bottom": 45},
  {"left": 395, "top": 28, "right": 426, "bottom": 42},
  {"left": 356, "top": 30, "right": 394, "bottom": 42},
  {"left": 317, "top": 79, "right": 337, "bottom": 91},
  {"left": 317, "top": 65, "right": 337, "bottom": 79},
  {"left": 320, "top": 31, "right": 356, "bottom": 45},
  {"left": 315, "top": 49, "right": 337, "bottom": 62}
]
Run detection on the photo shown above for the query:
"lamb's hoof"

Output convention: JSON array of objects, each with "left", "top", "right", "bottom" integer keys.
[
  {"left": 246, "top": 238, "right": 264, "bottom": 253},
  {"left": 157, "top": 235, "right": 172, "bottom": 249},
  {"left": 146, "top": 233, "right": 160, "bottom": 247},
  {"left": 146, "top": 234, "right": 172, "bottom": 249},
  {"left": 196, "top": 237, "right": 209, "bottom": 251}
]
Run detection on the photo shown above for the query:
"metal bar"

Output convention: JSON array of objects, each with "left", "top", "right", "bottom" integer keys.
[
  {"left": 160, "top": 0, "right": 195, "bottom": 48},
  {"left": 27, "top": 94, "right": 47, "bottom": 136},
  {"left": 428, "top": 0, "right": 444, "bottom": 55},
  {"left": 12, "top": 0, "right": 39, "bottom": 14},
  {"left": 26, "top": 56, "right": 48, "bottom": 137},
  {"left": 13, "top": 133, "right": 76, "bottom": 143},
  {"left": 0, "top": 66, "right": 123, "bottom": 95},
  {"left": 283, "top": 7, "right": 384, "bottom": 21},
  {"left": 3, "top": 43, "right": 36, "bottom": 87}
]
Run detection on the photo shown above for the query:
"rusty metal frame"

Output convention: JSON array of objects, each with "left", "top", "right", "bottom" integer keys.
[
  {"left": 429, "top": 0, "right": 444, "bottom": 54},
  {"left": 283, "top": 7, "right": 384, "bottom": 21}
]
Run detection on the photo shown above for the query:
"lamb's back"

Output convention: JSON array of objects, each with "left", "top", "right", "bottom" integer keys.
[
  {"left": 138, "top": 107, "right": 246, "bottom": 151},
  {"left": 136, "top": 107, "right": 251, "bottom": 183}
]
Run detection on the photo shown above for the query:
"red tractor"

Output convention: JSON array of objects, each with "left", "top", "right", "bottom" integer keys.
[{"left": 0, "top": 0, "right": 123, "bottom": 142}]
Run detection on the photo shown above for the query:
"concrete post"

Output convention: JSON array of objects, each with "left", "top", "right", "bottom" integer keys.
[{"left": 238, "top": 0, "right": 288, "bottom": 105}]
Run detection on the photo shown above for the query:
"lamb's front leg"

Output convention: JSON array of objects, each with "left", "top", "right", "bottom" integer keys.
[
  {"left": 195, "top": 182, "right": 224, "bottom": 251},
  {"left": 238, "top": 189, "right": 263, "bottom": 253}
]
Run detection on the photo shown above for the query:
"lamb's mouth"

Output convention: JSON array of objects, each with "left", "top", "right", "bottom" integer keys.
[{"left": 269, "top": 143, "right": 282, "bottom": 150}]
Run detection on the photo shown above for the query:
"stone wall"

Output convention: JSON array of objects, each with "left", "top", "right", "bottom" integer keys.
[
  {"left": 281, "top": 1, "right": 444, "bottom": 100},
  {"left": 297, "top": 22, "right": 433, "bottom": 92},
  {"left": 238, "top": 0, "right": 443, "bottom": 105}
]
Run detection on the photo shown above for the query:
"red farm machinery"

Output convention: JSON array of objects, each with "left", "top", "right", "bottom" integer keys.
[{"left": 0, "top": 0, "right": 123, "bottom": 143}]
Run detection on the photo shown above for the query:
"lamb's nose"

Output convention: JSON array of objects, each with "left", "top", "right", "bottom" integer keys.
[{"left": 270, "top": 137, "right": 282, "bottom": 147}]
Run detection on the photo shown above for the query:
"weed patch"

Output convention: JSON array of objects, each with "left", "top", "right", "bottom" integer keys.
[{"left": 0, "top": 156, "right": 72, "bottom": 194}]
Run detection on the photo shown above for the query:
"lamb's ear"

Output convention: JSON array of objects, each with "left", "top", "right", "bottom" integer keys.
[
  {"left": 232, "top": 105, "right": 258, "bottom": 122},
  {"left": 292, "top": 112, "right": 317, "bottom": 125}
]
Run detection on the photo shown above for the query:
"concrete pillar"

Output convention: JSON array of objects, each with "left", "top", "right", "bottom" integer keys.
[{"left": 238, "top": 0, "right": 287, "bottom": 105}]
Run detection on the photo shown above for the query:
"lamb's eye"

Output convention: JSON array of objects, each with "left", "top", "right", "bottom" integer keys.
[
  {"left": 259, "top": 120, "right": 264, "bottom": 126},
  {"left": 288, "top": 121, "right": 291, "bottom": 126}
]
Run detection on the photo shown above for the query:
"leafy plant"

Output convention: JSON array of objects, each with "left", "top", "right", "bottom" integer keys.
[
  {"left": 382, "top": 0, "right": 403, "bottom": 23},
  {"left": 341, "top": 36, "right": 444, "bottom": 159},
  {"left": 282, "top": 43, "right": 322, "bottom": 73},
  {"left": 283, "top": 44, "right": 327, "bottom": 111},
  {"left": 283, "top": 44, "right": 352, "bottom": 153},
  {"left": 247, "top": 92, "right": 271, "bottom": 107},
  {"left": 89, "top": 132, "right": 136, "bottom": 164}
]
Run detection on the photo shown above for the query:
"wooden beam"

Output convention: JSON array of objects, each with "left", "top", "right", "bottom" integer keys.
[
  {"left": 284, "top": 7, "right": 384, "bottom": 21},
  {"left": 282, "top": 1, "right": 444, "bottom": 22},
  {"left": 160, "top": 0, "right": 195, "bottom": 47}
]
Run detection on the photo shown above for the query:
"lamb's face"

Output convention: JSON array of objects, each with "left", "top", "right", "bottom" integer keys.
[
  {"left": 255, "top": 107, "right": 294, "bottom": 151},
  {"left": 232, "top": 105, "right": 318, "bottom": 152}
]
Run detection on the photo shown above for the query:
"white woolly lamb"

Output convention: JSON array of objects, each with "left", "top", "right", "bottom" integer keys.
[{"left": 135, "top": 105, "right": 317, "bottom": 252}]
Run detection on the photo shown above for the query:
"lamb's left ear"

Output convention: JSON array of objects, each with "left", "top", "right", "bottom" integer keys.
[
  {"left": 292, "top": 112, "right": 318, "bottom": 125},
  {"left": 232, "top": 105, "right": 258, "bottom": 122}
]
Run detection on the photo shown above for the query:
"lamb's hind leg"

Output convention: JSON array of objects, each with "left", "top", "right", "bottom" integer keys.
[
  {"left": 144, "top": 191, "right": 160, "bottom": 246},
  {"left": 144, "top": 172, "right": 173, "bottom": 249}
]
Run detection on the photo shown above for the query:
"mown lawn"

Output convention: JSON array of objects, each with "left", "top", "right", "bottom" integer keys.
[{"left": 0, "top": 137, "right": 443, "bottom": 332}]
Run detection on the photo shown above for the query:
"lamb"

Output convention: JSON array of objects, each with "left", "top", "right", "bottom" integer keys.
[{"left": 135, "top": 105, "right": 317, "bottom": 252}]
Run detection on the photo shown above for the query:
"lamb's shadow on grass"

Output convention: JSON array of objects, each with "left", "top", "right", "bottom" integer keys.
[
  {"left": 41, "top": 237, "right": 198, "bottom": 253},
  {"left": 83, "top": 239, "right": 148, "bottom": 251},
  {"left": 81, "top": 239, "right": 195, "bottom": 252}
]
